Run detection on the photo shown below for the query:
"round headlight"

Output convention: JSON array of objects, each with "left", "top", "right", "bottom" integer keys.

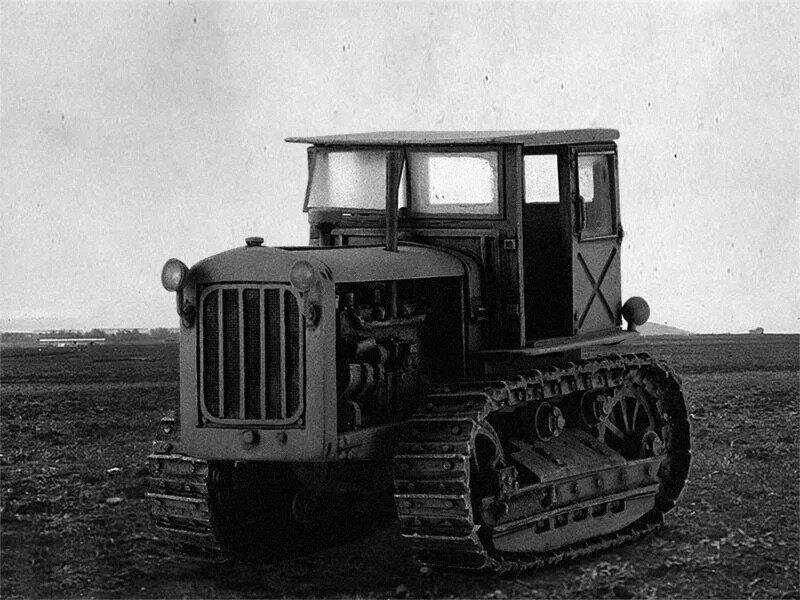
[
  {"left": 289, "top": 260, "right": 316, "bottom": 292},
  {"left": 161, "top": 259, "right": 189, "bottom": 292}
]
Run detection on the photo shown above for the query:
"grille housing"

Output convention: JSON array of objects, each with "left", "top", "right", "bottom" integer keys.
[{"left": 198, "top": 283, "right": 304, "bottom": 426}]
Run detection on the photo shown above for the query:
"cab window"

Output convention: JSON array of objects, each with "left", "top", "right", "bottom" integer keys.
[
  {"left": 524, "top": 154, "right": 560, "bottom": 203},
  {"left": 407, "top": 150, "right": 499, "bottom": 215},
  {"left": 577, "top": 153, "right": 615, "bottom": 237}
]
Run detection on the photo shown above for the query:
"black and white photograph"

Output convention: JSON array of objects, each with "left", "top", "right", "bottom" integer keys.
[{"left": 1, "top": 1, "right": 798, "bottom": 598}]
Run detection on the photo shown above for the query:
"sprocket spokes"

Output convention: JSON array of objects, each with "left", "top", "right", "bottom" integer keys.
[
  {"left": 598, "top": 389, "right": 657, "bottom": 459},
  {"left": 472, "top": 421, "right": 506, "bottom": 473}
]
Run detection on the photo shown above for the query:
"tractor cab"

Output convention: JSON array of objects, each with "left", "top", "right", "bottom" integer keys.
[{"left": 288, "top": 130, "right": 635, "bottom": 356}]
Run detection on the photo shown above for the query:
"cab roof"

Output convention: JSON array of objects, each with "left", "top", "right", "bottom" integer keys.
[{"left": 286, "top": 129, "right": 619, "bottom": 147}]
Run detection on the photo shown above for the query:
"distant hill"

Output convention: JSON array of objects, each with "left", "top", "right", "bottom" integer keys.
[{"left": 638, "top": 322, "right": 693, "bottom": 336}]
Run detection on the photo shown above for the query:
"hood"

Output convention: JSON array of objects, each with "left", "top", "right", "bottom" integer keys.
[{"left": 190, "top": 243, "right": 465, "bottom": 284}]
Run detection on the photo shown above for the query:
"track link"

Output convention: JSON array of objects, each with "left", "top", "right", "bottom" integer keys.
[
  {"left": 392, "top": 353, "right": 690, "bottom": 573},
  {"left": 145, "top": 414, "right": 227, "bottom": 560}
]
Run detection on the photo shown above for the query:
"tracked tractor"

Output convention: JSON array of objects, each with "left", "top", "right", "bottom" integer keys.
[{"left": 147, "top": 130, "right": 690, "bottom": 571}]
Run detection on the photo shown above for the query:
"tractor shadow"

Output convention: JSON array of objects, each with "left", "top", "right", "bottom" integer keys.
[{"left": 186, "top": 494, "right": 423, "bottom": 597}]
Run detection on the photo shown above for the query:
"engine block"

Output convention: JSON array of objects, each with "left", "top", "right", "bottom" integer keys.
[{"left": 335, "top": 281, "right": 428, "bottom": 431}]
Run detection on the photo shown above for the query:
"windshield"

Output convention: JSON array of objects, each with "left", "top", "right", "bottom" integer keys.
[
  {"left": 305, "top": 148, "right": 499, "bottom": 215},
  {"left": 306, "top": 149, "right": 389, "bottom": 210}
]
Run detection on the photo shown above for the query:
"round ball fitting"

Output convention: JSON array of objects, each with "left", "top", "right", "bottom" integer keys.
[{"left": 622, "top": 296, "right": 650, "bottom": 331}]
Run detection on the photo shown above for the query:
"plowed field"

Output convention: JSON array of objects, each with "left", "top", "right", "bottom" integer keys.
[{"left": 2, "top": 335, "right": 798, "bottom": 599}]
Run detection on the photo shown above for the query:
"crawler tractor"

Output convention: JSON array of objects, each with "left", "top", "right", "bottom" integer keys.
[{"left": 147, "top": 130, "right": 690, "bottom": 571}]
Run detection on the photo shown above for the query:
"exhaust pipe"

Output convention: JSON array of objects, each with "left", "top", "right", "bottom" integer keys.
[{"left": 384, "top": 150, "right": 403, "bottom": 252}]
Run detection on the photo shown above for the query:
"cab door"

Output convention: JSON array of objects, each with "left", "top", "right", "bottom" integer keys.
[{"left": 569, "top": 147, "right": 623, "bottom": 335}]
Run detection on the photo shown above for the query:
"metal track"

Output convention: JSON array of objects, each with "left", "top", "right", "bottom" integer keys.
[
  {"left": 145, "top": 353, "right": 689, "bottom": 571},
  {"left": 392, "top": 353, "right": 690, "bottom": 573},
  {"left": 145, "top": 413, "right": 228, "bottom": 560},
  {"left": 146, "top": 452, "right": 225, "bottom": 559}
]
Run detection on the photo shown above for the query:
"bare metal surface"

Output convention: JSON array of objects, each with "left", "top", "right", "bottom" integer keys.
[
  {"left": 479, "top": 329, "right": 637, "bottom": 357},
  {"left": 192, "top": 244, "right": 465, "bottom": 284},
  {"left": 285, "top": 129, "right": 620, "bottom": 147}
]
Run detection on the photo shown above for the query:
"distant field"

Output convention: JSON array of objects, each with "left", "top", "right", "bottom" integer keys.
[{"left": 1, "top": 336, "right": 798, "bottom": 599}]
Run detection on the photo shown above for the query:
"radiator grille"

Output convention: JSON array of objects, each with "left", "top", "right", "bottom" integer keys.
[{"left": 199, "top": 284, "right": 304, "bottom": 425}]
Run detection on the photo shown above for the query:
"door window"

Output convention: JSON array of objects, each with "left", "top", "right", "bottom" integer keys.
[{"left": 577, "top": 154, "right": 615, "bottom": 237}]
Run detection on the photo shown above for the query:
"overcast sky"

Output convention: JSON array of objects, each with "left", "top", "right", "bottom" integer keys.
[{"left": 2, "top": 1, "right": 798, "bottom": 333}]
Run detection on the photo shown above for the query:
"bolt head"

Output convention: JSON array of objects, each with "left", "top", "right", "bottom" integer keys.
[{"left": 242, "top": 430, "right": 260, "bottom": 445}]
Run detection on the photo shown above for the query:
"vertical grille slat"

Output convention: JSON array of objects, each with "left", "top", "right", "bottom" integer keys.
[
  {"left": 258, "top": 290, "right": 267, "bottom": 420},
  {"left": 264, "top": 289, "right": 282, "bottom": 419},
  {"left": 217, "top": 290, "right": 225, "bottom": 418},
  {"left": 242, "top": 289, "right": 261, "bottom": 419},
  {"left": 199, "top": 284, "right": 303, "bottom": 425},
  {"left": 221, "top": 289, "right": 240, "bottom": 419},
  {"left": 239, "top": 289, "right": 246, "bottom": 420},
  {"left": 202, "top": 289, "right": 219, "bottom": 417},
  {"left": 279, "top": 290, "right": 287, "bottom": 419},
  {"left": 284, "top": 290, "right": 301, "bottom": 418}
]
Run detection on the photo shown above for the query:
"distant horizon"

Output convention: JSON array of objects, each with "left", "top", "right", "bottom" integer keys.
[{"left": 2, "top": 319, "right": 797, "bottom": 337}]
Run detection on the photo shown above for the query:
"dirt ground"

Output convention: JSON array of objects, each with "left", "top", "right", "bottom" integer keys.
[{"left": 2, "top": 335, "right": 798, "bottom": 599}]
